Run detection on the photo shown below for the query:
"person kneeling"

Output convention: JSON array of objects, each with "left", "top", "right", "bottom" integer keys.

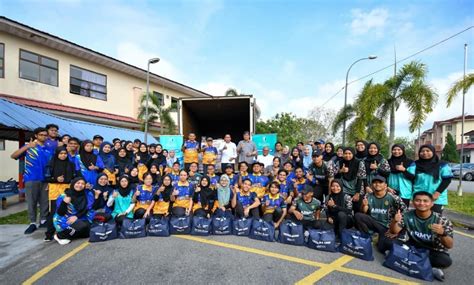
[
  {"left": 231, "top": 179, "right": 260, "bottom": 219},
  {"left": 389, "top": 191, "right": 454, "bottom": 281},
  {"left": 288, "top": 185, "right": 325, "bottom": 231},
  {"left": 261, "top": 181, "right": 287, "bottom": 228}
]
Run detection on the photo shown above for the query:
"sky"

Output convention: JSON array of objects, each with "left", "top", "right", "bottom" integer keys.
[{"left": 1, "top": 0, "right": 473, "bottom": 139}]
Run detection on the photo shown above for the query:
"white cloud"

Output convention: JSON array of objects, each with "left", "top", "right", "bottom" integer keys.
[{"left": 350, "top": 8, "right": 389, "bottom": 37}]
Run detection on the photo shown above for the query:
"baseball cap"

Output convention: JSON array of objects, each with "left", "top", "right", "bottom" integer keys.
[
  {"left": 93, "top": 135, "right": 104, "bottom": 140},
  {"left": 312, "top": 150, "right": 323, "bottom": 157},
  {"left": 372, "top": 175, "right": 386, "bottom": 183},
  {"left": 302, "top": 185, "right": 314, "bottom": 195}
]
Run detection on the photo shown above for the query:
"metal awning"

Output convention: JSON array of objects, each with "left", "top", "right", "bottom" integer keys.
[{"left": 0, "top": 98, "right": 157, "bottom": 143}]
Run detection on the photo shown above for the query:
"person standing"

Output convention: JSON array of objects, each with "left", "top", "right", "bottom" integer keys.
[
  {"left": 202, "top": 137, "right": 218, "bottom": 175},
  {"left": 11, "top": 128, "right": 52, "bottom": 234},
  {"left": 44, "top": 124, "right": 61, "bottom": 154},
  {"left": 219, "top": 134, "right": 237, "bottom": 171},
  {"left": 237, "top": 131, "right": 257, "bottom": 165},
  {"left": 182, "top": 133, "right": 200, "bottom": 171},
  {"left": 273, "top": 142, "right": 283, "bottom": 158},
  {"left": 257, "top": 146, "right": 274, "bottom": 168}
]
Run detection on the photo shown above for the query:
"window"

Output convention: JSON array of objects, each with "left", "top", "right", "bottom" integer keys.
[
  {"left": 19, "top": 50, "right": 58, "bottom": 86},
  {"left": 153, "top": 91, "right": 164, "bottom": 106},
  {"left": 446, "top": 124, "right": 453, "bottom": 131},
  {"left": 0, "top": 43, "right": 4, "bottom": 78},
  {"left": 0, "top": 139, "right": 5, "bottom": 151},
  {"left": 171, "top": 97, "right": 178, "bottom": 108},
  {"left": 70, "top": 65, "right": 107, "bottom": 100}
]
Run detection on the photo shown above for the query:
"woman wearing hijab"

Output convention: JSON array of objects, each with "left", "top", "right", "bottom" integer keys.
[
  {"left": 53, "top": 177, "right": 96, "bottom": 245},
  {"left": 108, "top": 175, "right": 135, "bottom": 227},
  {"left": 407, "top": 145, "right": 453, "bottom": 213},
  {"left": 147, "top": 144, "right": 166, "bottom": 175},
  {"left": 116, "top": 148, "right": 133, "bottom": 177},
  {"left": 355, "top": 140, "right": 368, "bottom": 160},
  {"left": 147, "top": 174, "right": 174, "bottom": 218},
  {"left": 99, "top": 142, "right": 117, "bottom": 186},
  {"left": 302, "top": 145, "right": 313, "bottom": 171},
  {"left": 387, "top": 144, "right": 415, "bottom": 207},
  {"left": 330, "top": 147, "right": 366, "bottom": 211},
  {"left": 280, "top": 146, "right": 290, "bottom": 164},
  {"left": 216, "top": 174, "right": 233, "bottom": 216},
  {"left": 91, "top": 173, "right": 114, "bottom": 222},
  {"left": 135, "top": 142, "right": 150, "bottom": 182},
  {"left": 192, "top": 176, "right": 217, "bottom": 218},
  {"left": 124, "top": 141, "right": 135, "bottom": 162},
  {"left": 289, "top": 147, "right": 303, "bottom": 169},
  {"left": 75, "top": 140, "right": 104, "bottom": 189},
  {"left": 45, "top": 146, "right": 77, "bottom": 241},
  {"left": 363, "top": 142, "right": 391, "bottom": 193},
  {"left": 128, "top": 167, "right": 140, "bottom": 189},
  {"left": 323, "top": 142, "right": 337, "bottom": 162},
  {"left": 325, "top": 180, "right": 353, "bottom": 238}
]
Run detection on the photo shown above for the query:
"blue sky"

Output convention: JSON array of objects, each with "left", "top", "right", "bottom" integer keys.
[{"left": 1, "top": 0, "right": 473, "bottom": 139}]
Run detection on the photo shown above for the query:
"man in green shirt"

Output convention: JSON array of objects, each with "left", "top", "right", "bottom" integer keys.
[
  {"left": 389, "top": 191, "right": 454, "bottom": 281},
  {"left": 355, "top": 175, "right": 406, "bottom": 252},
  {"left": 288, "top": 185, "right": 325, "bottom": 230}
]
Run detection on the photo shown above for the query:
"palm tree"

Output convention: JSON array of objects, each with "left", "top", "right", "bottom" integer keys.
[
  {"left": 377, "top": 61, "right": 437, "bottom": 147},
  {"left": 446, "top": 73, "right": 474, "bottom": 107},
  {"left": 137, "top": 92, "right": 177, "bottom": 135},
  {"left": 224, "top": 88, "right": 239, "bottom": 97}
]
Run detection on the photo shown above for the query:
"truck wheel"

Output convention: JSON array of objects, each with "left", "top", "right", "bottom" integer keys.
[{"left": 464, "top": 173, "right": 473, "bottom": 181}]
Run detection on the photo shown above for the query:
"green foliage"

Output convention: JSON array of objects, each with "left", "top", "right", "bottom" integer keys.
[
  {"left": 392, "top": 137, "right": 416, "bottom": 159},
  {"left": 0, "top": 210, "right": 29, "bottom": 224},
  {"left": 447, "top": 191, "right": 474, "bottom": 216},
  {"left": 447, "top": 73, "right": 474, "bottom": 107},
  {"left": 442, "top": 133, "right": 460, "bottom": 163},
  {"left": 137, "top": 92, "right": 177, "bottom": 135}
]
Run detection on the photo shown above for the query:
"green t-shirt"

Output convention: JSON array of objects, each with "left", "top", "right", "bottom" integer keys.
[
  {"left": 367, "top": 192, "right": 404, "bottom": 228},
  {"left": 293, "top": 197, "right": 321, "bottom": 221}
]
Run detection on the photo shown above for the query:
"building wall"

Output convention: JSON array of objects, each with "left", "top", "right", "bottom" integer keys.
[
  {"left": 0, "top": 140, "right": 19, "bottom": 181},
  {"left": 0, "top": 31, "right": 189, "bottom": 120}
]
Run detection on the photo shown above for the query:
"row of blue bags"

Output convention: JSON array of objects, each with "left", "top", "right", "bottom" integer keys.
[{"left": 89, "top": 217, "right": 433, "bottom": 281}]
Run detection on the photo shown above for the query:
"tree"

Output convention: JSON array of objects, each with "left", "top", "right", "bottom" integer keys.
[
  {"left": 392, "top": 137, "right": 416, "bottom": 159},
  {"left": 446, "top": 73, "right": 474, "bottom": 107},
  {"left": 307, "top": 106, "right": 338, "bottom": 143},
  {"left": 377, "top": 61, "right": 437, "bottom": 147},
  {"left": 137, "top": 92, "right": 177, "bottom": 135},
  {"left": 442, "top": 133, "right": 460, "bottom": 162}
]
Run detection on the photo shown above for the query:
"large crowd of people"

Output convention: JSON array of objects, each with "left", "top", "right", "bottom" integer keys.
[{"left": 10, "top": 125, "right": 455, "bottom": 281}]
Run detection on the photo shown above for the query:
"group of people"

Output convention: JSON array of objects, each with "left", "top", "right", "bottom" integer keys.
[{"left": 11, "top": 127, "right": 455, "bottom": 281}]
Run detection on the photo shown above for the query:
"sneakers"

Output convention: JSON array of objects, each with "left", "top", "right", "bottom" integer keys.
[
  {"left": 43, "top": 236, "right": 54, "bottom": 242},
  {"left": 24, "top": 223, "right": 37, "bottom": 235},
  {"left": 54, "top": 234, "right": 71, "bottom": 245},
  {"left": 432, "top": 268, "right": 445, "bottom": 282}
]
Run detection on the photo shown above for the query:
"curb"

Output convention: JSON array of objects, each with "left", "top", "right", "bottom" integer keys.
[{"left": 444, "top": 209, "right": 474, "bottom": 230}]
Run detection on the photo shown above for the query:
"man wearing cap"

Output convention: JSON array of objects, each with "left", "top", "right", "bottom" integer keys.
[
  {"left": 307, "top": 150, "right": 329, "bottom": 203},
  {"left": 257, "top": 146, "right": 274, "bottom": 168},
  {"left": 92, "top": 135, "right": 104, "bottom": 154},
  {"left": 317, "top": 139, "right": 325, "bottom": 152},
  {"left": 355, "top": 175, "right": 407, "bottom": 252},
  {"left": 288, "top": 185, "right": 325, "bottom": 230},
  {"left": 248, "top": 162, "right": 269, "bottom": 199},
  {"left": 202, "top": 137, "right": 218, "bottom": 174}
]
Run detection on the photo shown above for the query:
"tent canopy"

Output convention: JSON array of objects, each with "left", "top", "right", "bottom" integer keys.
[{"left": 0, "top": 98, "right": 158, "bottom": 143}]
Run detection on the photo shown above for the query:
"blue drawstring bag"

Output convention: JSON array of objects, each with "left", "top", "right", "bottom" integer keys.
[
  {"left": 278, "top": 220, "right": 304, "bottom": 246},
  {"left": 306, "top": 229, "right": 337, "bottom": 252},
  {"left": 339, "top": 229, "right": 374, "bottom": 261},
  {"left": 170, "top": 216, "right": 192, "bottom": 235},
  {"left": 191, "top": 216, "right": 212, "bottom": 236},
  {"left": 383, "top": 243, "right": 434, "bottom": 281},
  {"left": 233, "top": 217, "right": 253, "bottom": 236},
  {"left": 212, "top": 213, "right": 233, "bottom": 235},
  {"left": 249, "top": 219, "right": 275, "bottom": 242},
  {"left": 119, "top": 218, "right": 147, "bottom": 239},
  {"left": 148, "top": 216, "right": 170, "bottom": 237},
  {"left": 89, "top": 221, "right": 117, "bottom": 242}
]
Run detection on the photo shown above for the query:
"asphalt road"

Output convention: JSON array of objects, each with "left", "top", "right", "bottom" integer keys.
[
  {"left": 1, "top": 226, "right": 473, "bottom": 284},
  {"left": 449, "top": 180, "right": 474, "bottom": 193}
]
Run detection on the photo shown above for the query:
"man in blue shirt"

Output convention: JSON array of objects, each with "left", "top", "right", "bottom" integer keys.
[
  {"left": 44, "top": 123, "right": 61, "bottom": 154},
  {"left": 11, "top": 127, "right": 52, "bottom": 234}
]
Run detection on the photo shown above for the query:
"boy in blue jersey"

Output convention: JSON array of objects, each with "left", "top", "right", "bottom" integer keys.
[
  {"left": 44, "top": 124, "right": 61, "bottom": 154},
  {"left": 232, "top": 179, "right": 260, "bottom": 218},
  {"left": 202, "top": 137, "right": 218, "bottom": 175},
  {"left": 11, "top": 127, "right": 52, "bottom": 234}
]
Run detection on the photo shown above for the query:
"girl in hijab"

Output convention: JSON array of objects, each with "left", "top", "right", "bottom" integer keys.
[
  {"left": 170, "top": 170, "right": 194, "bottom": 217},
  {"left": 407, "top": 144, "right": 453, "bottom": 213},
  {"left": 135, "top": 143, "right": 150, "bottom": 181},
  {"left": 325, "top": 180, "right": 353, "bottom": 238},
  {"left": 75, "top": 140, "right": 104, "bottom": 189},
  {"left": 147, "top": 174, "right": 174, "bottom": 218},
  {"left": 91, "top": 173, "right": 114, "bottom": 222},
  {"left": 148, "top": 163, "right": 162, "bottom": 185},
  {"left": 330, "top": 147, "right": 366, "bottom": 210},
  {"left": 147, "top": 144, "right": 166, "bottom": 175},
  {"left": 336, "top": 147, "right": 344, "bottom": 163},
  {"left": 45, "top": 146, "right": 76, "bottom": 241},
  {"left": 216, "top": 175, "right": 233, "bottom": 216},
  {"left": 193, "top": 176, "right": 217, "bottom": 218},
  {"left": 53, "top": 177, "right": 96, "bottom": 245},
  {"left": 128, "top": 167, "right": 140, "bottom": 189},
  {"left": 116, "top": 148, "right": 133, "bottom": 177},
  {"left": 99, "top": 142, "right": 117, "bottom": 186},
  {"left": 323, "top": 143, "right": 337, "bottom": 162},
  {"left": 355, "top": 140, "right": 368, "bottom": 160},
  {"left": 363, "top": 142, "right": 391, "bottom": 193},
  {"left": 387, "top": 144, "right": 415, "bottom": 207},
  {"left": 108, "top": 175, "right": 134, "bottom": 227},
  {"left": 124, "top": 141, "right": 134, "bottom": 161},
  {"left": 166, "top": 149, "right": 178, "bottom": 168},
  {"left": 280, "top": 146, "right": 290, "bottom": 164},
  {"left": 302, "top": 145, "right": 313, "bottom": 171},
  {"left": 133, "top": 172, "right": 157, "bottom": 221},
  {"left": 290, "top": 147, "right": 303, "bottom": 169}
]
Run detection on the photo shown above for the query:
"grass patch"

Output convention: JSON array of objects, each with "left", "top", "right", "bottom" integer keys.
[
  {"left": 0, "top": 210, "right": 30, "bottom": 224},
  {"left": 447, "top": 191, "right": 474, "bottom": 216}
]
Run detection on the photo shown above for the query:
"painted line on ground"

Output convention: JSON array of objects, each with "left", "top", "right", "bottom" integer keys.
[
  {"left": 295, "top": 255, "right": 353, "bottom": 285},
  {"left": 454, "top": 230, "right": 474, "bottom": 239},
  {"left": 22, "top": 241, "right": 90, "bottom": 285}
]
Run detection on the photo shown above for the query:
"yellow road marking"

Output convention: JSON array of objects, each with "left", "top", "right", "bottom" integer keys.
[
  {"left": 295, "top": 255, "right": 353, "bottom": 285},
  {"left": 22, "top": 241, "right": 90, "bottom": 285},
  {"left": 176, "top": 235, "right": 419, "bottom": 285},
  {"left": 454, "top": 230, "right": 474, "bottom": 239}
]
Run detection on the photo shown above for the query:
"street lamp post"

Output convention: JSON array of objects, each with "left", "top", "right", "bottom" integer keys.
[
  {"left": 144, "top": 57, "right": 160, "bottom": 144},
  {"left": 457, "top": 44, "right": 468, "bottom": 197},
  {"left": 342, "top": 55, "right": 377, "bottom": 146}
]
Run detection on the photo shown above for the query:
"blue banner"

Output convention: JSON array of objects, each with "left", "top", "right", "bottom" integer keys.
[
  {"left": 159, "top": 135, "right": 184, "bottom": 167},
  {"left": 253, "top": 133, "right": 278, "bottom": 155}
]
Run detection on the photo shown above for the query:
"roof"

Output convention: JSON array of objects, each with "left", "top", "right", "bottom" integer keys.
[
  {"left": 457, "top": 143, "right": 474, "bottom": 150},
  {"left": 431, "top": 115, "right": 474, "bottom": 129},
  {"left": 464, "top": 130, "right": 474, "bottom": 136},
  {"left": 0, "top": 16, "right": 213, "bottom": 98},
  {"left": 0, "top": 98, "right": 157, "bottom": 143}
]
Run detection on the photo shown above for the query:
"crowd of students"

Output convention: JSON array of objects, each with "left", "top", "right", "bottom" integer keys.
[{"left": 11, "top": 126, "right": 455, "bottom": 281}]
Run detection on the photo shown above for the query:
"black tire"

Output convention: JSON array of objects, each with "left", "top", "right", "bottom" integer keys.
[{"left": 464, "top": 173, "right": 473, "bottom": 181}]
